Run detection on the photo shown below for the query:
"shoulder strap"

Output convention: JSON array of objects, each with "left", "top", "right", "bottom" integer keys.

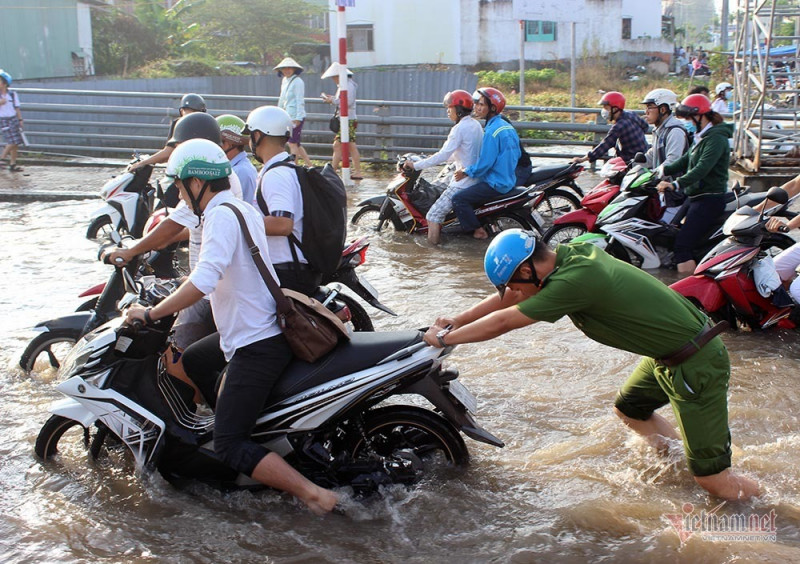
[
  {"left": 255, "top": 157, "right": 295, "bottom": 215},
  {"left": 220, "top": 202, "right": 290, "bottom": 313}
]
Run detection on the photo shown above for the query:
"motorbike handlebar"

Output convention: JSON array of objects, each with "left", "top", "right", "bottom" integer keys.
[{"left": 778, "top": 224, "right": 791, "bottom": 233}]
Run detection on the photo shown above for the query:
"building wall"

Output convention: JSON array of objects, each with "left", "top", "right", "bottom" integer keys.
[
  {"left": 328, "top": 0, "right": 670, "bottom": 68},
  {"left": 328, "top": 0, "right": 461, "bottom": 67},
  {"left": 0, "top": 0, "right": 84, "bottom": 79}
]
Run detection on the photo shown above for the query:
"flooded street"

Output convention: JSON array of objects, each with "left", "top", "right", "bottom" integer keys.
[{"left": 1, "top": 166, "right": 800, "bottom": 562}]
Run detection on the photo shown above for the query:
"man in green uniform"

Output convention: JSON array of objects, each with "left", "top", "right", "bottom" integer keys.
[{"left": 424, "top": 229, "right": 760, "bottom": 501}]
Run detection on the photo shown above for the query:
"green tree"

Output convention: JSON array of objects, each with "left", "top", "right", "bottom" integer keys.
[
  {"left": 193, "top": 0, "right": 323, "bottom": 66},
  {"left": 91, "top": 7, "right": 168, "bottom": 75}
]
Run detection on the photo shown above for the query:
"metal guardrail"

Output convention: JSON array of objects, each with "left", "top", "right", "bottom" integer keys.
[{"left": 11, "top": 87, "right": 611, "bottom": 164}]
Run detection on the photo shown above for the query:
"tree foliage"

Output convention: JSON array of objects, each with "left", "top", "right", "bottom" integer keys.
[
  {"left": 191, "top": 0, "right": 324, "bottom": 66},
  {"left": 91, "top": 7, "right": 168, "bottom": 75}
]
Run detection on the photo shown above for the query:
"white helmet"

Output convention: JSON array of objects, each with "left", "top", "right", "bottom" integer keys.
[
  {"left": 641, "top": 88, "right": 678, "bottom": 108},
  {"left": 715, "top": 82, "right": 733, "bottom": 95},
  {"left": 165, "top": 138, "right": 231, "bottom": 181},
  {"left": 244, "top": 105, "right": 293, "bottom": 137}
]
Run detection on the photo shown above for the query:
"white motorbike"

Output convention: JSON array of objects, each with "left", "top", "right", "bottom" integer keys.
[
  {"left": 86, "top": 156, "right": 163, "bottom": 240},
  {"left": 35, "top": 275, "right": 503, "bottom": 494}
]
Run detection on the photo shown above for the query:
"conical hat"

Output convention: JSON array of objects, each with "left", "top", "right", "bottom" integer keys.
[
  {"left": 322, "top": 62, "right": 353, "bottom": 79},
  {"left": 274, "top": 57, "right": 304, "bottom": 71}
]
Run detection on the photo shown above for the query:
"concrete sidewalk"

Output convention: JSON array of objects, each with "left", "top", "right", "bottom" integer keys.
[{"left": 0, "top": 161, "right": 139, "bottom": 202}]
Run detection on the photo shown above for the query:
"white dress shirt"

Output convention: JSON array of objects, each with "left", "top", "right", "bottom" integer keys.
[
  {"left": 414, "top": 115, "right": 483, "bottom": 188},
  {"left": 256, "top": 152, "right": 306, "bottom": 264},
  {"left": 188, "top": 191, "right": 281, "bottom": 361}
]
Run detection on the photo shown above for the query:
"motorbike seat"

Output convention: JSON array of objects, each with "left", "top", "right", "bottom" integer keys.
[
  {"left": 477, "top": 187, "right": 527, "bottom": 208},
  {"left": 524, "top": 164, "right": 573, "bottom": 186},
  {"left": 270, "top": 330, "right": 424, "bottom": 402}
]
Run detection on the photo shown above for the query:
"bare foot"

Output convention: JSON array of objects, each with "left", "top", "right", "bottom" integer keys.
[
  {"left": 473, "top": 228, "right": 489, "bottom": 240},
  {"left": 303, "top": 485, "right": 339, "bottom": 516}
]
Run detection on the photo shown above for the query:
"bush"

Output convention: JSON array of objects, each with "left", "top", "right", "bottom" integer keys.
[
  {"left": 476, "top": 68, "right": 559, "bottom": 90},
  {"left": 130, "top": 58, "right": 252, "bottom": 78}
]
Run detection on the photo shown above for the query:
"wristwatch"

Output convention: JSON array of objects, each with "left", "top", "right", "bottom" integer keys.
[
  {"left": 143, "top": 307, "right": 154, "bottom": 325},
  {"left": 436, "top": 328, "right": 451, "bottom": 348}
]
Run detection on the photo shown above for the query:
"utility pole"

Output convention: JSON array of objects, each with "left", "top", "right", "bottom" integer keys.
[
  {"left": 335, "top": 0, "right": 353, "bottom": 186},
  {"left": 721, "top": 0, "right": 729, "bottom": 50}
]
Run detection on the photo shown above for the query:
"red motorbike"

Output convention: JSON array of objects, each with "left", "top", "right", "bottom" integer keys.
[
  {"left": 541, "top": 157, "right": 628, "bottom": 246},
  {"left": 670, "top": 186, "right": 798, "bottom": 330},
  {"left": 351, "top": 154, "right": 583, "bottom": 236}
]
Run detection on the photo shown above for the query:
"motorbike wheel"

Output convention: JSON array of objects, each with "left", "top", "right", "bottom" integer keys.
[
  {"left": 19, "top": 330, "right": 79, "bottom": 374},
  {"left": 534, "top": 189, "right": 581, "bottom": 231},
  {"left": 75, "top": 297, "right": 99, "bottom": 312},
  {"left": 542, "top": 222, "right": 588, "bottom": 248},
  {"left": 86, "top": 215, "right": 113, "bottom": 240},
  {"left": 348, "top": 405, "right": 469, "bottom": 472},
  {"left": 336, "top": 293, "right": 374, "bottom": 332},
  {"left": 35, "top": 415, "right": 90, "bottom": 460},
  {"left": 484, "top": 212, "right": 534, "bottom": 234},
  {"left": 351, "top": 205, "right": 383, "bottom": 230}
]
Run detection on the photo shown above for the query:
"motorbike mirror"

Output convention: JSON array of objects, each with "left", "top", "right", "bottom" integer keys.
[
  {"left": 766, "top": 186, "right": 789, "bottom": 205},
  {"left": 633, "top": 152, "right": 647, "bottom": 163}
]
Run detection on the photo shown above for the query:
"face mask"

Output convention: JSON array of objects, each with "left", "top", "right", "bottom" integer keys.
[
  {"left": 600, "top": 108, "right": 610, "bottom": 120},
  {"left": 724, "top": 90, "right": 732, "bottom": 100},
  {"left": 680, "top": 119, "right": 697, "bottom": 135}
]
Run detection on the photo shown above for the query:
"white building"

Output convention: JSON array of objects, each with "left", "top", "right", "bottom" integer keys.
[{"left": 328, "top": 0, "right": 671, "bottom": 69}]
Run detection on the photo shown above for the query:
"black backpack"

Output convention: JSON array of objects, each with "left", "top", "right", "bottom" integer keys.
[{"left": 257, "top": 161, "right": 347, "bottom": 276}]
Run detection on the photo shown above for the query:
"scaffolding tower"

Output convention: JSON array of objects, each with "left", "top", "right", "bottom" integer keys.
[{"left": 733, "top": 0, "right": 800, "bottom": 173}]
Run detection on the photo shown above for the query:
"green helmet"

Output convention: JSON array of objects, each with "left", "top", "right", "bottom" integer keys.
[
  {"left": 216, "top": 114, "right": 249, "bottom": 146},
  {"left": 166, "top": 138, "right": 232, "bottom": 181}
]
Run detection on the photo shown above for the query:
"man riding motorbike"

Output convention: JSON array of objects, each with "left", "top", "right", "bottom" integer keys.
[
  {"left": 451, "top": 87, "right": 521, "bottom": 240},
  {"left": 572, "top": 91, "right": 649, "bottom": 165},
  {"left": 124, "top": 138, "right": 339, "bottom": 515},
  {"left": 403, "top": 89, "right": 483, "bottom": 244},
  {"left": 217, "top": 114, "right": 258, "bottom": 205},
  {"left": 423, "top": 229, "right": 761, "bottom": 501},
  {"left": 640, "top": 88, "right": 691, "bottom": 223}
]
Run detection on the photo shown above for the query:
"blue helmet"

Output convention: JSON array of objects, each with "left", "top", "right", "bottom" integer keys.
[
  {"left": 0, "top": 69, "right": 11, "bottom": 86},
  {"left": 484, "top": 229, "right": 538, "bottom": 296}
]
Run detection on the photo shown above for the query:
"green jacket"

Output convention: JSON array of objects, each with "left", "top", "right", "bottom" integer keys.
[{"left": 663, "top": 122, "right": 733, "bottom": 198}]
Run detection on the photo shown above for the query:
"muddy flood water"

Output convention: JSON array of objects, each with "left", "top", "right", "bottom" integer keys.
[{"left": 1, "top": 165, "right": 799, "bottom": 563}]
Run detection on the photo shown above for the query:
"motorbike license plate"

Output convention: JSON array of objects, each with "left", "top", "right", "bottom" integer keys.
[
  {"left": 530, "top": 210, "right": 545, "bottom": 230},
  {"left": 358, "top": 275, "right": 380, "bottom": 300},
  {"left": 449, "top": 380, "right": 477, "bottom": 414}
]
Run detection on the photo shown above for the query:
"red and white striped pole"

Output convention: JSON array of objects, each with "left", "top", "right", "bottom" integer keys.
[{"left": 336, "top": 2, "right": 351, "bottom": 185}]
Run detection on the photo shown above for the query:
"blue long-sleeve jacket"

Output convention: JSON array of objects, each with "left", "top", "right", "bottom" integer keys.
[{"left": 464, "top": 115, "right": 521, "bottom": 193}]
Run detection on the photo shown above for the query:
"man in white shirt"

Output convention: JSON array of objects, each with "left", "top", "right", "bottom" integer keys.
[
  {"left": 104, "top": 112, "right": 242, "bottom": 402},
  {"left": 125, "top": 139, "right": 338, "bottom": 515},
  {"left": 404, "top": 90, "right": 483, "bottom": 244},
  {"left": 245, "top": 105, "right": 321, "bottom": 295}
]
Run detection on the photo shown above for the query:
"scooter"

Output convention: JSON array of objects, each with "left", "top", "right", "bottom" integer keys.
[
  {"left": 34, "top": 274, "right": 503, "bottom": 496},
  {"left": 670, "top": 186, "right": 799, "bottom": 330},
  {"left": 86, "top": 155, "right": 157, "bottom": 240},
  {"left": 20, "top": 235, "right": 394, "bottom": 374},
  {"left": 542, "top": 157, "right": 628, "bottom": 246},
  {"left": 560, "top": 157, "right": 789, "bottom": 269},
  {"left": 351, "top": 154, "right": 582, "bottom": 236}
]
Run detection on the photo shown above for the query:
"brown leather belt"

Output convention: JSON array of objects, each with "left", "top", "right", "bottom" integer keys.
[{"left": 658, "top": 320, "right": 729, "bottom": 367}]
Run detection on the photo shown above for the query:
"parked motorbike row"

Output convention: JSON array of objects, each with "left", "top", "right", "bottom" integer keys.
[{"left": 24, "top": 157, "right": 504, "bottom": 498}]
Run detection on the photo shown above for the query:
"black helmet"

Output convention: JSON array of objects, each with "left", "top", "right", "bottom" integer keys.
[
  {"left": 167, "top": 112, "right": 221, "bottom": 147},
  {"left": 179, "top": 93, "right": 207, "bottom": 113}
]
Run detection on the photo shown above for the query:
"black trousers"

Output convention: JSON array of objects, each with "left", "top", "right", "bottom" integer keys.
[{"left": 674, "top": 194, "right": 725, "bottom": 263}]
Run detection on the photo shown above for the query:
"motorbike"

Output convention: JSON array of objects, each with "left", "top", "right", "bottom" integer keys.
[
  {"left": 34, "top": 274, "right": 503, "bottom": 496},
  {"left": 20, "top": 234, "right": 394, "bottom": 374},
  {"left": 671, "top": 186, "right": 799, "bottom": 330},
  {"left": 541, "top": 157, "right": 628, "bottom": 246},
  {"left": 553, "top": 156, "right": 793, "bottom": 270},
  {"left": 350, "top": 154, "right": 583, "bottom": 236},
  {"left": 86, "top": 155, "right": 160, "bottom": 240}
]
